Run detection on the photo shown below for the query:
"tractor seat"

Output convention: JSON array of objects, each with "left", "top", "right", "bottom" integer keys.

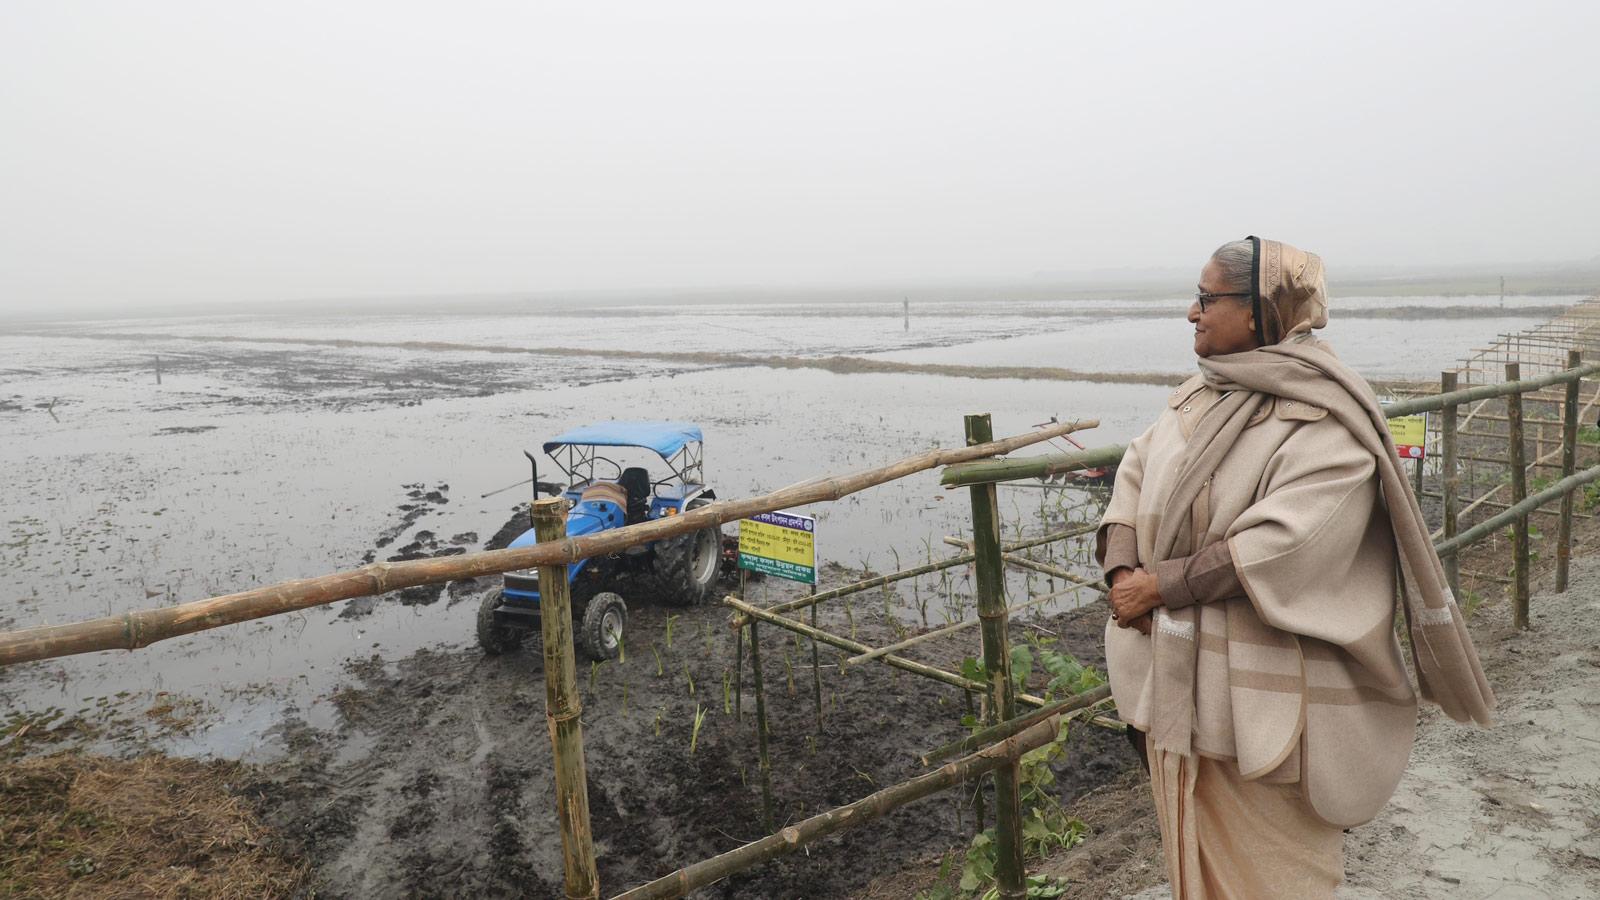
[
  {"left": 578, "top": 481, "right": 628, "bottom": 509},
  {"left": 618, "top": 467, "right": 652, "bottom": 524}
]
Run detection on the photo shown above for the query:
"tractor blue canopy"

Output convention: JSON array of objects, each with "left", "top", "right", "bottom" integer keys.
[{"left": 542, "top": 422, "right": 703, "bottom": 460}]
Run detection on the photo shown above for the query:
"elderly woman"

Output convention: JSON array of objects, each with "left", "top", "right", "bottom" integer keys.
[{"left": 1097, "top": 237, "right": 1494, "bottom": 898}]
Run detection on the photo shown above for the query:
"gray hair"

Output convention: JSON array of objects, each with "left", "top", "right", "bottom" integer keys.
[{"left": 1210, "top": 239, "right": 1254, "bottom": 296}]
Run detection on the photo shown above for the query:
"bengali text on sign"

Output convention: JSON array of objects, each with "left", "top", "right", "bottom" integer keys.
[{"left": 737, "top": 511, "right": 816, "bottom": 585}]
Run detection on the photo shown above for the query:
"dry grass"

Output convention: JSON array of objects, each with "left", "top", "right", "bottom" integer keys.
[{"left": 0, "top": 752, "right": 306, "bottom": 899}]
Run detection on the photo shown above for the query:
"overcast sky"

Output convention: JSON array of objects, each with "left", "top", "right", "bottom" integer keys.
[{"left": 2, "top": 1, "right": 1596, "bottom": 311}]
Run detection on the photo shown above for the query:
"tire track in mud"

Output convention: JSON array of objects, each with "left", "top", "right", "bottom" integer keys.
[{"left": 16, "top": 328, "right": 1189, "bottom": 386}]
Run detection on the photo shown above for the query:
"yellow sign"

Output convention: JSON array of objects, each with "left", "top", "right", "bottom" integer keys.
[
  {"left": 738, "top": 511, "right": 816, "bottom": 584},
  {"left": 1387, "top": 414, "right": 1426, "bottom": 460}
]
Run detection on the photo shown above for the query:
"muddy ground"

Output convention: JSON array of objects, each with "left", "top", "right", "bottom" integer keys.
[{"left": 238, "top": 509, "right": 1134, "bottom": 898}]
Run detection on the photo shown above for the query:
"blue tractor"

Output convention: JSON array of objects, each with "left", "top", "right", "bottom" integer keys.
[{"left": 477, "top": 422, "right": 723, "bottom": 660}]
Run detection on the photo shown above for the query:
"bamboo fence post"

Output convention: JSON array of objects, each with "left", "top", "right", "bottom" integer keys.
[
  {"left": 1413, "top": 439, "right": 1425, "bottom": 500},
  {"left": 533, "top": 499, "right": 600, "bottom": 900},
  {"left": 1558, "top": 351, "right": 1580, "bottom": 592},
  {"left": 809, "top": 584, "right": 822, "bottom": 733},
  {"left": 1506, "top": 363, "right": 1530, "bottom": 629},
  {"left": 735, "top": 568, "right": 746, "bottom": 722},
  {"left": 748, "top": 617, "right": 776, "bottom": 831},
  {"left": 1441, "top": 371, "right": 1460, "bottom": 596},
  {"left": 964, "top": 413, "right": 1025, "bottom": 900}
]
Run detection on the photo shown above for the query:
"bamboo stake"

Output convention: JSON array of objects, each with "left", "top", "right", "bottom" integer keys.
[
  {"left": 809, "top": 591, "right": 822, "bottom": 733},
  {"left": 0, "top": 419, "right": 1096, "bottom": 668},
  {"left": 723, "top": 596, "right": 1048, "bottom": 708},
  {"left": 730, "top": 523, "right": 1097, "bottom": 629},
  {"left": 1559, "top": 350, "right": 1581, "bottom": 592},
  {"left": 609, "top": 693, "right": 1081, "bottom": 900},
  {"left": 735, "top": 568, "right": 746, "bottom": 722},
  {"left": 1506, "top": 363, "right": 1530, "bottom": 629},
  {"left": 1441, "top": 371, "right": 1460, "bottom": 596},
  {"left": 964, "top": 414, "right": 1025, "bottom": 900},
  {"left": 919, "top": 684, "right": 1113, "bottom": 766},
  {"left": 748, "top": 617, "right": 776, "bottom": 831},
  {"left": 534, "top": 499, "right": 600, "bottom": 900}
]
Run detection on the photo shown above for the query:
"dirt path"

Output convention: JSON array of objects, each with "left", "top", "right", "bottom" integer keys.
[
  {"left": 1334, "top": 556, "right": 1600, "bottom": 899},
  {"left": 1107, "top": 559, "right": 1600, "bottom": 900}
]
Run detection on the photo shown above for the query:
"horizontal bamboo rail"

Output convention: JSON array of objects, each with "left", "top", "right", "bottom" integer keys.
[
  {"left": 941, "top": 444, "right": 1127, "bottom": 489},
  {"left": 0, "top": 419, "right": 1097, "bottom": 667},
  {"left": 1385, "top": 361, "right": 1600, "bottom": 416},
  {"left": 610, "top": 684, "right": 1089, "bottom": 900},
  {"left": 730, "top": 523, "right": 1097, "bottom": 629},
  {"left": 1435, "top": 461, "right": 1600, "bottom": 557},
  {"left": 724, "top": 595, "right": 1048, "bottom": 708},
  {"left": 919, "top": 684, "right": 1114, "bottom": 766}
]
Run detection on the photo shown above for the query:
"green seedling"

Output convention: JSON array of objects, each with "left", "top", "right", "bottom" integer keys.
[
  {"left": 684, "top": 662, "right": 695, "bottom": 697},
  {"left": 665, "top": 614, "right": 680, "bottom": 648},
  {"left": 689, "top": 704, "right": 708, "bottom": 755},
  {"left": 652, "top": 644, "right": 664, "bottom": 677},
  {"left": 589, "top": 660, "right": 601, "bottom": 696},
  {"left": 654, "top": 706, "right": 663, "bottom": 736}
]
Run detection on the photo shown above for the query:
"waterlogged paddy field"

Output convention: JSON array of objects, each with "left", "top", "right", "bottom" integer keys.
[{"left": 0, "top": 294, "right": 1574, "bottom": 896}]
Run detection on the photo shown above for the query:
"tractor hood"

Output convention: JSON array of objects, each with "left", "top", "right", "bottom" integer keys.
[{"left": 504, "top": 498, "right": 622, "bottom": 580}]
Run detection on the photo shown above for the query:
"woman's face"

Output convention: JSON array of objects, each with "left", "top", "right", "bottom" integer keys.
[{"left": 1189, "top": 258, "right": 1262, "bottom": 358}]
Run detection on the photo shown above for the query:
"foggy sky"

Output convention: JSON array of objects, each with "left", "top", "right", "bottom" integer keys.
[{"left": 3, "top": 1, "right": 1597, "bottom": 312}]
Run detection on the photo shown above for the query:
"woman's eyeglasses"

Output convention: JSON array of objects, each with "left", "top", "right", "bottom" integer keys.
[{"left": 1195, "top": 291, "right": 1251, "bottom": 312}]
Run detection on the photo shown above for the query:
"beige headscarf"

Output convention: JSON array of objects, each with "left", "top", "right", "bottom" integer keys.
[{"left": 1247, "top": 235, "right": 1328, "bottom": 345}]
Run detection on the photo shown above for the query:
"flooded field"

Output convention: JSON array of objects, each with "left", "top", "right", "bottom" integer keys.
[{"left": 0, "top": 292, "right": 1574, "bottom": 896}]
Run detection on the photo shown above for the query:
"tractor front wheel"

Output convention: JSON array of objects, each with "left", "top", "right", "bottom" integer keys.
[
  {"left": 579, "top": 592, "right": 627, "bottom": 661},
  {"left": 477, "top": 591, "right": 526, "bottom": 655}
]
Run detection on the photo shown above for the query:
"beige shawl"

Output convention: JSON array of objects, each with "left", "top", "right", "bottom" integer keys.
[{"left": 1102, "top": 238, "right": 1494, "bottom": 827}]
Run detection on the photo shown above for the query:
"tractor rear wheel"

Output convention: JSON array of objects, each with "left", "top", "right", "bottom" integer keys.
[
  {"left": 579, "top": 592, "right": 627, "bottom": 660},
  {"left": 477, "top": 591, "right": 526, "bottom": 655},
  {"left": 651, "top": 510, "right": 721, "bottom": 607}
]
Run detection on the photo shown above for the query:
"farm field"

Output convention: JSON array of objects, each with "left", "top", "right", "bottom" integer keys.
[{"left": 0, "top": 292, "right": 1569, "bottom": 896}]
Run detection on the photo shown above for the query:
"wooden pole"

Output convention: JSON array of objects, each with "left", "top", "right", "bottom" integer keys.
[
  {"left": 735, "top": 568, "right": 746, "bottom": 722},
  {"left": 154, "top": 355, "right": 162, "bottom": 385},
  {"left": 964, "top": 413, "right": 1025, "bottom": 900},
  {"left": 1440, "top": 371, "right": 1460, "bottom": 597},
  {"left": 748, "top": 617, "right": 776, "bottom": 832},
  {"left": 809, "top": 584, "right": 822, "bottom": 733},
  {"left": 1558, "top": 350, "right": 1581, "bottom": 592},
  {"left": 941, "top": 444, "right": 1127, "bottom": 488},
  {"left": 610, "top": 694, "right": 1080, "bottom": 900},
  {"left": 534, "top": 499, "right": 600, "bottom": 900},
  {"left": 0, "top": 419, "right": 1096, "bottom": 668},
  {"left": 1506, "top": 363, "right": 1530, "bottom": 629}
]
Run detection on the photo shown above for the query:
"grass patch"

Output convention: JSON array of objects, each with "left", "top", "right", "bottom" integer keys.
[{"left": 0, "top": 752, "right": 306, "bottom": 898}]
